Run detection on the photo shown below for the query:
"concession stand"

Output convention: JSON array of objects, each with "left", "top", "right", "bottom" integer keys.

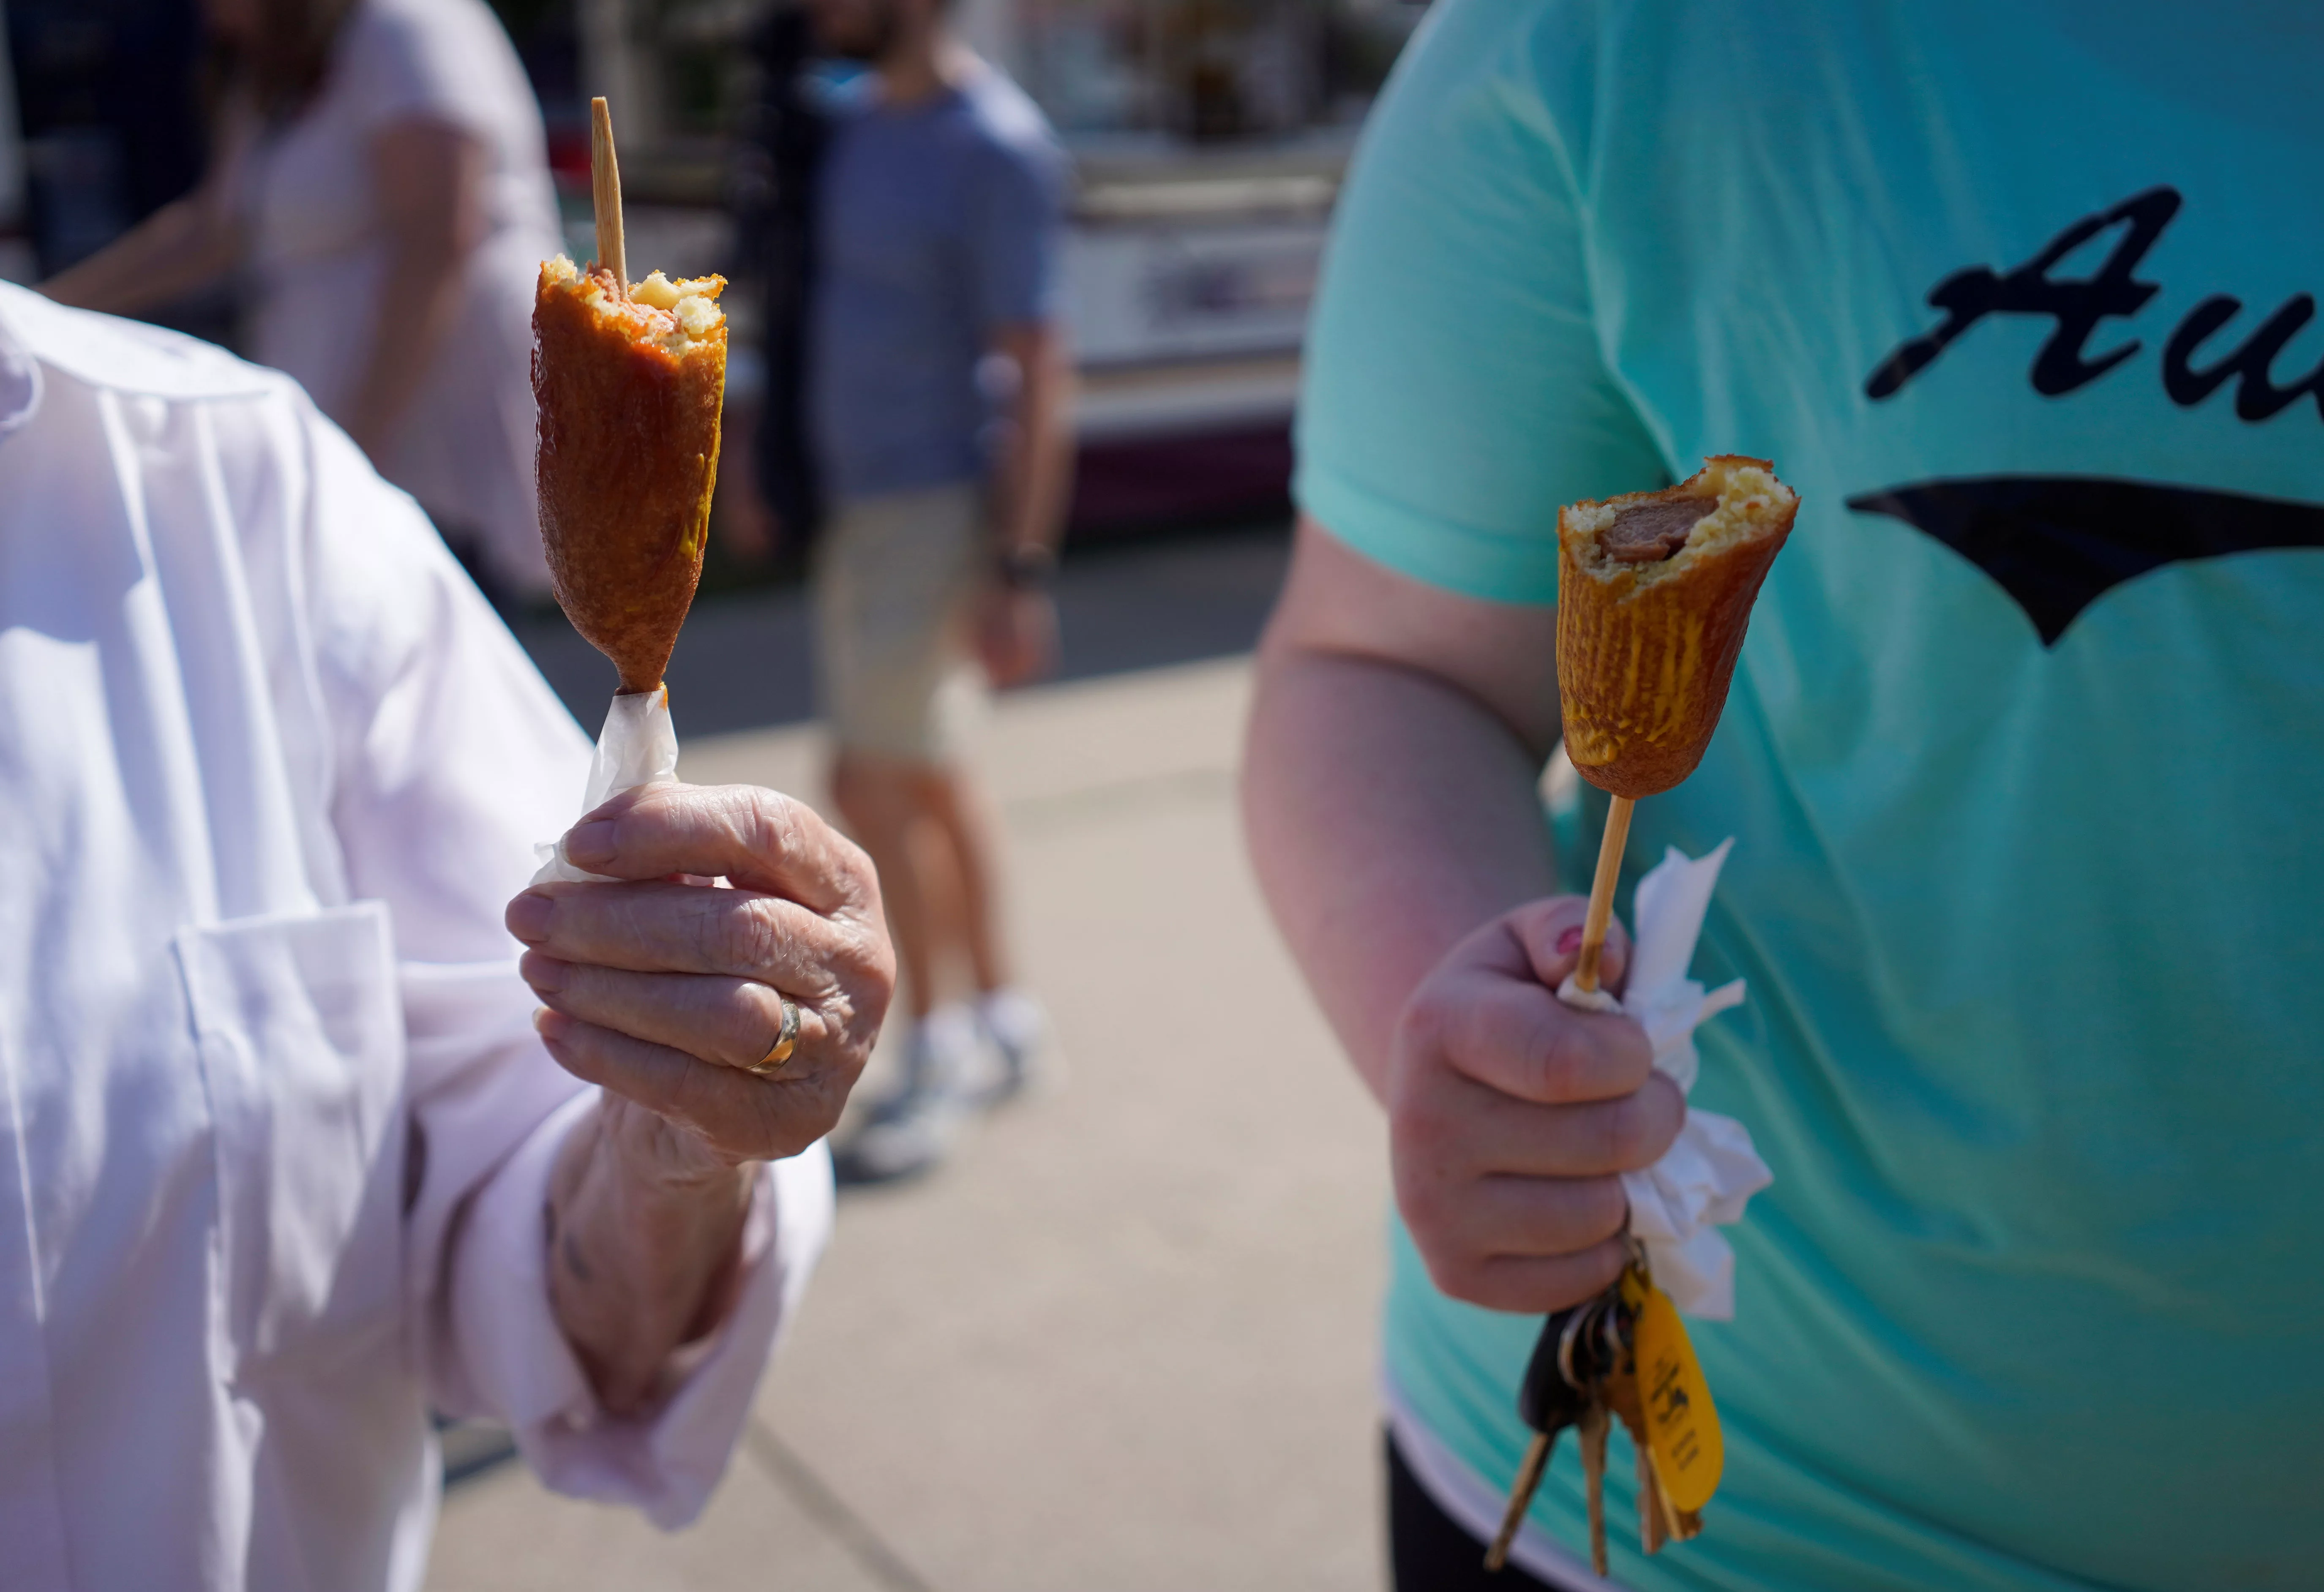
[{"left": 566, "top": 0, "right": 1427, "bottom": 532}]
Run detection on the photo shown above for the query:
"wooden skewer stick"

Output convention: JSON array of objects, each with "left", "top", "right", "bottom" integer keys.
[
  {"left": 590, "top": 96, "right": 627, "bottom": 294},
  {"left": 1572, "top": 794, "right": 1636, "bottom": 995}
]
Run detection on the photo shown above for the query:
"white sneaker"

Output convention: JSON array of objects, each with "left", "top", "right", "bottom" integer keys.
[
  {"left": 973, "top": 987, "right": 1062, "bottom": 1105},
  {"left": 832, "top": 1004, "right": 986, "bottom": 1185}
]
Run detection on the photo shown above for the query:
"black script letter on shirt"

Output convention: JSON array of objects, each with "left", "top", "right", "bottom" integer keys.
[
  {"left": 2163, "top": 294, "right": 2324, "bottom": 421},
  {"left": 1866, "top": 188, "right": 2182, "bottom": 401}
]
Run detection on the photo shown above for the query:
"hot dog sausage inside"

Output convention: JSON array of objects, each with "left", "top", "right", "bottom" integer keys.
[{"left": 1602, "top": 497, "right": 1715, "bottom": 563}]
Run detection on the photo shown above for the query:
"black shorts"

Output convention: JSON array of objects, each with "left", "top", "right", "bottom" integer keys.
[{"left": 1387, "top": 1429, "right": 1562, "bottom": 1592}]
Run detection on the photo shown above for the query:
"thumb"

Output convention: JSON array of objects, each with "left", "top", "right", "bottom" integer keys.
[{"left": 1507, "top": 894, "right": 1633, "bottom": 998}]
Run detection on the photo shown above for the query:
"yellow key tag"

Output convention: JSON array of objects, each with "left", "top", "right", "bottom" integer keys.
[{"left": 1625, "top": 1270, "right": 1724, "bottom": 1515}]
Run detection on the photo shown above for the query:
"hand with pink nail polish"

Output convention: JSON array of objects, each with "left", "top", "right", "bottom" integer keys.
[{"left": 1386, "top": 895, "right": 1679, "bottom": 1314}]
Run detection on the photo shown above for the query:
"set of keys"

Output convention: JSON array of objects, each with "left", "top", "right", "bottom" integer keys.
[{"left": 1484, "top": 1254, "right": 1721, "bottom": 1578}]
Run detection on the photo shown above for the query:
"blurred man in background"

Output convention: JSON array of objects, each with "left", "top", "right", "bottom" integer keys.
[
  {"left": 1247, "top": 2, "right": 2324, "bottom": 1588},
  {"left": 775, "top": 0, "right": 1074, "bottom": 1184}
]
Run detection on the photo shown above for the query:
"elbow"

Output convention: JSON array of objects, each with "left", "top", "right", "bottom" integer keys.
[
  {"left": 449, "top": 203, "right": 489, "bottom": 262},
  {"left": 1237, "top": 637, "right": 1309, "bottom": 858},
  {"left": 996, "top": 324, "right": 1075, "bottom": 417},
  {"left": 1022, "top": 363, "right": 1074, "bottom": 434},
  {"left": 164, "top": 198, "right": 238, "bottom": 279},
  {"left": 389, "top": 195, "right": 488, "bottom": 281}
]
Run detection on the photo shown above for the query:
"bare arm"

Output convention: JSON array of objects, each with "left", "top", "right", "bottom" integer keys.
[
  {"left": 40, "top": 190, "right": 242, "bottom": 316},
  {"left": 1243, "top": 516, "right": 1568, "bottom": 1099},
  {"left": 542, "top": 1098, "right": 755, "bottom": 1413},
  {"left": 989, "top": 319, "right": 1075, "bottom": 559},
  {"left": 978, "top": 319, "right": 1075, "bottom": 686},
  {"left": 1242, "top": 516, "right": 1675, "bottom": 1311},
  {"left": 710, "top": 393, "right": 780, "bottom": 562},
  {"left": 343, "top": 119, "right": 486, "bottom": 460}
]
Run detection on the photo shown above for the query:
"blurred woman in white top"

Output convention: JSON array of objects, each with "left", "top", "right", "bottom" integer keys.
[{"left": 43, "top": 0, "right": 562, "bottom": 601}]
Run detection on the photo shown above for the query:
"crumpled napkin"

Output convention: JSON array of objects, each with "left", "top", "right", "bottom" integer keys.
[
  {"left": 532, "top": 688, "right": 680, "bottom": 885},
  {"left": 1557, "top": 839, "right": 1770, "bottom": 1319}
]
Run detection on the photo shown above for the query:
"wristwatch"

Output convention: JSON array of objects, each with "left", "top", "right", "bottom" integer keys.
[{"left": 996, "top": 543, "right": 1058, "bottom": 591}]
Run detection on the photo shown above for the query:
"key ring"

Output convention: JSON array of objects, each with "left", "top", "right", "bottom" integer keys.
[
  {"left": 1557, "top": 1297, "right": 1602, "bottom": 1390},
  {"left": 1598, "top": 1296, "right": 1629, "bottom": 1368}
]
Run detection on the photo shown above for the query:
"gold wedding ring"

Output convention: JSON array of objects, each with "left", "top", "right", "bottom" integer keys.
[{"left": 750, "top": 996, "right": 802, "bottom": 1075}]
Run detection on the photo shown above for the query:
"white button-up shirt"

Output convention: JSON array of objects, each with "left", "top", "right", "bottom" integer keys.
[{"left": 0, "top": 284, "right": 833, "bottom": 1592}]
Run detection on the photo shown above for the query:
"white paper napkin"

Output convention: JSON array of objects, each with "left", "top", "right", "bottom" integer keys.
[
  {"left": 532, "top": 688, "right": 680, "bottom": 885},
  {"left": 1558, "top": 839, "right": 1770, "bottom": 1319}
]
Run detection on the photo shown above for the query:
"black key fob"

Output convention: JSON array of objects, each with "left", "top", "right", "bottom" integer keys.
[{"left": 1517, "top": 1301, "right": 1595, "bottom": 1434}]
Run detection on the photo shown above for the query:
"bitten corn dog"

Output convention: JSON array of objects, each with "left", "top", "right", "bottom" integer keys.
[
  {"left": 532, "top": 256, "right": 726, "bottom": 695},
  {"left": 1556, "top": 457, "right": 1799, "bottom": 799},
  {"left": 1555, "top": 456, "right": 1796, "bottom": 994}
]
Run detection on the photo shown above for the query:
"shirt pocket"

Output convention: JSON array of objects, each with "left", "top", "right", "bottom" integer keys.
[{"left": 174, "top": 901, "right": 406, "bottom": 1374}]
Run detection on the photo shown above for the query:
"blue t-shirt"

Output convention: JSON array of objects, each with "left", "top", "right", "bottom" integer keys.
[
  {"left": 810, "top": 66, "right": 1066, "bottom": 503},
  {"left": 1298, "top": 3, "right": 2324, "bottom": 1589}
]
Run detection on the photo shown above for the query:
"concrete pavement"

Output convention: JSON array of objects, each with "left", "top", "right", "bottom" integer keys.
[{"left": 423, "top": 657, "right": 1394, "bottom": 1592}]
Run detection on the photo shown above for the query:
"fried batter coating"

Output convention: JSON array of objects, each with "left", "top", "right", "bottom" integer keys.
[
  {"left": 1556, "top": 458, "right": 1799, "bottom": 798},
  {"left": 533, "top": 256, "right": 727, "bottom": 695}
]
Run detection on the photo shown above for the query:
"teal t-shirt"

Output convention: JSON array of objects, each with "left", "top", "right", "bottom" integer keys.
[{"left": 1297, "top": 3, "right": 2324, "bottom": 1588}]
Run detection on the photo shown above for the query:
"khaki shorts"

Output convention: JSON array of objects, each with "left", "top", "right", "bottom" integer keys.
[{"left": 813, "top": 482, "right": 990, "bottom": 763}]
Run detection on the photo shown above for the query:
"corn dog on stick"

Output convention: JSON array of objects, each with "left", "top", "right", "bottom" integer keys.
[
  {"left": 1557, "top": 457, "right": 1799, "bottom": 989},
  {"left": 532, "top": 97, "right": 725, "bottom": 696}
]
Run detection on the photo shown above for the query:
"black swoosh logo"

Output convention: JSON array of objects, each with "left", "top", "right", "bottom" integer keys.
[{"left": 1846, "top": 477, "right": 2324, "bottom": 645}]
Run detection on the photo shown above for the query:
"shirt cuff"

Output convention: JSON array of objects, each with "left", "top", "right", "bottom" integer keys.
[{"left": 449, "top": 1090, "right": 836, "bottom": 1528}]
